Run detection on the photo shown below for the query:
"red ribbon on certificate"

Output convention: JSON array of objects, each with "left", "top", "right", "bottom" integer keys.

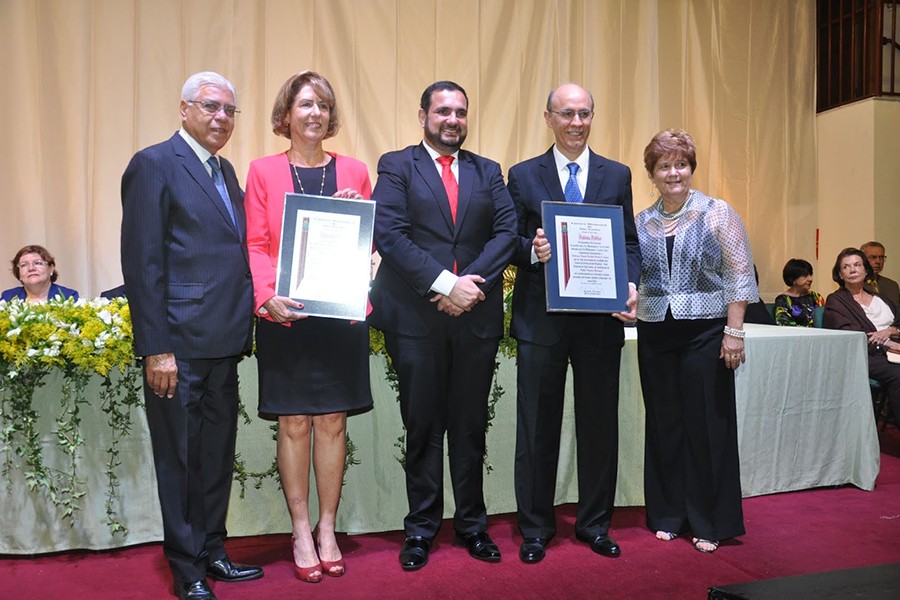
[{"left": 561, "top": 221, "right": 570, "bottom": 289}]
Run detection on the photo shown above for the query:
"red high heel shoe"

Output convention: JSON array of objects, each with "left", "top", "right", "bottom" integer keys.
[
  {"left": 291, "top": 535, "right": 323, "bottom": 583},
  {"left": 294, "top": 562, "right": 323, "bottom": 583},
  {"left": 320, "top": 557, "right": 345, "bottom": 578},
  {"left": 313, "top": 527, "right": 346, "bottom": 577}
]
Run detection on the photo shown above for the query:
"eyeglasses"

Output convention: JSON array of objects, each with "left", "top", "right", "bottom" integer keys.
[
  {"left": 187, "top": 100, "right": 240, "bottom": 118},
  {"left": 549, "top": 109, "right": 594, "bottom": 122},
  {"left": 17, "top": 260, "right": 47, "bottom": 270}
]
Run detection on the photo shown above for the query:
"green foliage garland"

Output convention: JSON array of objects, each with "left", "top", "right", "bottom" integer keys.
[
  {"left": 372, "top": 264, "right": 518, "bottom": 472},
  {"left": 1, "top": 268, "right": 520, "bottom": 537},
  {"left": 0, "top": 296, "right": 142, "bottom": 535}
]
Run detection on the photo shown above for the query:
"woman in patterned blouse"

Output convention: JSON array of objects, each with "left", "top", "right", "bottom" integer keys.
[
  {"left": 635, "top": 129, "right": 757, "bottom": 555},
  {"left": 774, "top": 258, "right": 824, "bottom": 327}
]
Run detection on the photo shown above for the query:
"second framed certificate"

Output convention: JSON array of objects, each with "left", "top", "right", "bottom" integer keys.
[
  {"left": 276, "top": 193, "right": 375, "bottom": 320},
  {"left": 541, "top": 201, "right": 629, "bottom": 313}
]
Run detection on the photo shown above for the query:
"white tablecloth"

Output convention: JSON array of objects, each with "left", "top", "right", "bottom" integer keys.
[{"left": 1, "top": 324, "right": 879, "bottom": 553}]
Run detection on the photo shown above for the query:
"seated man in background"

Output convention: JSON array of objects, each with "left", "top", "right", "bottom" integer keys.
[{"left": 862, "top": 241, "right": 900, "bottom": 308}]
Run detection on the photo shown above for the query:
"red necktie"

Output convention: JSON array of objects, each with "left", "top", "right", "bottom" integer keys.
[{"left": 437, "top": 155, "right": 458, "bottom": 223}]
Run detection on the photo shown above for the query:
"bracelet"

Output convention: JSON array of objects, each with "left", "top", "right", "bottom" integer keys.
[{"left": 723, "top": 325, "right": 746, "bottom": 339}]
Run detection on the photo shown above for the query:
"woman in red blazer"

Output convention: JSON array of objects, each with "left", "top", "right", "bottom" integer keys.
[{"left": 245, "top": 71, "right": 373, "bottom": 583}]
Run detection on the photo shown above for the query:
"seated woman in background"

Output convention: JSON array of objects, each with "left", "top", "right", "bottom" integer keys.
[
  {"left": 824, "top": 247, "right": 900, "bottom": 425},
  {"left": 1, "top": 245, "right": 79, "bottom": 303},
  {"left": 774, "top": 258, "right": 824, "bottom": 326}
]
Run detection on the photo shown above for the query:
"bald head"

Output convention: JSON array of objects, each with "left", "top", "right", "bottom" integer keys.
[{"left": 544, "top": 84, "right": 595, "bottom": 161}]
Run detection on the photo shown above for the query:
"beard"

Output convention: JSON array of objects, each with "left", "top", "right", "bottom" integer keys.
[{"left": 424, "top": 123, "right": 467, "bottom": 154}]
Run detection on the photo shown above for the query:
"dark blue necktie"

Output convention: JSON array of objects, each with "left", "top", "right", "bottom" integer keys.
[
  {"left": 207, "top": 157, "right": 237, "bottom": 227},
  {"left": 564, "top": 162, "right": 582, "bottom": 203}
]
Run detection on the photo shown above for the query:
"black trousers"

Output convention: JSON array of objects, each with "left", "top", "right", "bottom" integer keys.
[
  {"left": 637, "top": 316, "right": 745, "bottom": 542},
  {"left": 384, "top": 322, "right": 499, "bottom": 539},
  {"left": 144, "top": 356, "right": 240, "bottom": 583},
  {"left": 869, "top": 354, "right": 900, "bottom": 425},
  {"left": 514, "top": 319, "right": 622, "bottom": 540}
]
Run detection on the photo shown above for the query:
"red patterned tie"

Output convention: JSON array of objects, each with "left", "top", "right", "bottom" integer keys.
[{"left": 437, "top": 155, "right": 458, "bottom": 223}]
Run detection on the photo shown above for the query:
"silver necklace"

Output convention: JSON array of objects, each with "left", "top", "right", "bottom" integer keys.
[{"left": 291, "top": 162, "right": 326, "bottom": 196}]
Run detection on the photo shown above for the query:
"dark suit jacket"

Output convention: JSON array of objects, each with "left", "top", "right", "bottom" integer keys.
[
  {"left": 369, "top": 143, "right": 516, "bottom": 338},
  {"left": 120, "top": 132, "right": 253, "bottom": 360},
  {"left": 508, "top": 147, "right": 641, "bottom": 346}
]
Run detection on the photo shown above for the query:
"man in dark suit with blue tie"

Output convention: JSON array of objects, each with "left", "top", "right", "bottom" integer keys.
[
  {"left": 508, "top": 83, "right": 642, "bottom": 564},
  {"left": 369, "top": 81, "right": 517, "bottom": 571},
  {"left": 121, "top": 72, "right": 261, "bottom": 600}
]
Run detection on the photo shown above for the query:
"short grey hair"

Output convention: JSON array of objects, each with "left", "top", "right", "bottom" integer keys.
[
  {"left": 181, "top": 71, "right": 237, "bottom": 103},
  {"left": 860, "top": 241, "right": 885, "bottom": 252}
]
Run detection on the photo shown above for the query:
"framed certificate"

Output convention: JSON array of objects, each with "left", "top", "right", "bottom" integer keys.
[
  {"left": 276, "top": 193, "right": 375, "bottom": 320},
  {"left": 541, "top": 201, "right": 629, "bottom": 313}
]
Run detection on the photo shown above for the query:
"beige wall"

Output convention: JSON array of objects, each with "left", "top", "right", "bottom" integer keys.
[
  {"left": 816, "top": 97, "right": 900, "bottom": 296},
  {"left": 874, "top": 98, "right": 900, "bottom": 280}
]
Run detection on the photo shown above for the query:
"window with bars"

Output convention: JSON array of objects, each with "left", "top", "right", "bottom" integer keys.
[{"left": 817, "top": 0, "right": 900, "bottom": 112}]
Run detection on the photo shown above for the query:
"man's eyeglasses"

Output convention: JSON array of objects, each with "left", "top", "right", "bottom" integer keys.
[
  {"left": 18, "top": 260, "right": 47, "bottom": 270},
  {"left": 187, "top": 100, "right": 240, "bottom": 118},
  {"left": 549, "top": 109, "right": 594, "bottom": 122}
]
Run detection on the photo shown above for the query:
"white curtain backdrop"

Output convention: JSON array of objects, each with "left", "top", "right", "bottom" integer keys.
[{"left": 0, "top": 0, "right": 816, "bottom": 299}]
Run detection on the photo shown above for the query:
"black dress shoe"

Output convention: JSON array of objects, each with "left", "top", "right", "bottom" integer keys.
[
  {"left": 576, "top": 532, "right": 621, "bottom": 557},
  {"left": 174, "top": 579, "right": 216, "bottom": 600},
  {"left": 455, "top": 531, "right": 502, "bottom": 563},
  {"left": 519, "top": 537, "right": 549, "bottom": 563},
  {"left": 206, "top": 557, "right": 264, "bottom": 582},
  {"left": 399, "top": 535, "right": 431, "bottom": 571}
]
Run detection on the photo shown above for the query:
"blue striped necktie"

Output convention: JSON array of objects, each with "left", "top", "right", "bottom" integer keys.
[{"left": 564, "top": 162, "right": 583, "bottom": 203}]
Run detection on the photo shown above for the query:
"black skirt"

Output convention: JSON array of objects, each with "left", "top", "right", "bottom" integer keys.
[{"left": 256, "top": 317, "right": 373, "bottom": 418}]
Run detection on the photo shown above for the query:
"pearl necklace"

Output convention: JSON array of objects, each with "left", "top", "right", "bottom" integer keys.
[
  {"left": 656, "top": 190, "right": 693, "bottom": 220},
  {"left": 291, "top": 162, "right": 326, "bottom": 196}
]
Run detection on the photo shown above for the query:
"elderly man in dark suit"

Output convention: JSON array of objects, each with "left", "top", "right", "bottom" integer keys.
[
  {"left": 121, "top": 71, "right": 260, "bottom": 600},
  {"left": 369, "top": 80, "right": 516, "bottom": 571},
  {"left": 508, "top": 83, "right": 641, "bottom": 564}
]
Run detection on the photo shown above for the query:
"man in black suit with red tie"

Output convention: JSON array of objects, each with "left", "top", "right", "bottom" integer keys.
[
  {"left": 121, "top": 72, "right": 261, "bottom": 600},
  {"left": 369, "top": 81, "right": 517, "bottom": 571},
  {"left": 508, "top": 83, "right": 642, "bottom": 564}
]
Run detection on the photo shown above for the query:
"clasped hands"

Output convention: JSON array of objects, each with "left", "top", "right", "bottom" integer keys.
[
  {"left": 867, "top": 326, "right": 898, "bottom": 347},
  {"left": 431, "top": 274, "right": 485, "bottom": 317}
]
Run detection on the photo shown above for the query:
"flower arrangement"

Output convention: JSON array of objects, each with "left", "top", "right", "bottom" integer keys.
[
  {"left": 1, "top": 267, "right": 519, "bottom": 537},
  {"left": 0, "top": 297, "right": 365, "bottom": 535},
  {"left": 0, "top": 296, "right": 142, "bottom": 534}
]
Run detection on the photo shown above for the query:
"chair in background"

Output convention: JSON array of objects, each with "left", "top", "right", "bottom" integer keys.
[
  {"left": 870, "top": 379, "right": 891, "bottom": 432},
  {"left": 813, "top": 306, "right": 825, "bottom": 328}
]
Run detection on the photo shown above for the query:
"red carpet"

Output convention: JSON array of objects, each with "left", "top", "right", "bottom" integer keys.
[{"left": 5, "top": 427, "right": 900, "bottom": 599}]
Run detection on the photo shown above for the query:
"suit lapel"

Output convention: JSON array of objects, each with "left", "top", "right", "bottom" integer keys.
[
  {"left": 414, "top": 143, "right": 455, "bottom": 231},
  {"left": 454, "top": 151, "right": 475, "bottom": 234},
  {"left": 170, "top": 134, "right": 241, "bottom": 239},
  {"left": 583, "top": 150, "right": 606, "bottom": 204},
  {"left": 221, "top": 158, "right": 245, "bottom": 242},
  {"left": 538, "top": 149, "right": 564, "bottom": 202}
]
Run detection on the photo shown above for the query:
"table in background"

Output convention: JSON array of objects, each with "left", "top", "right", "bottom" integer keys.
[{"left": 1, "top": 324, "right": 879, "bottom": 554}]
